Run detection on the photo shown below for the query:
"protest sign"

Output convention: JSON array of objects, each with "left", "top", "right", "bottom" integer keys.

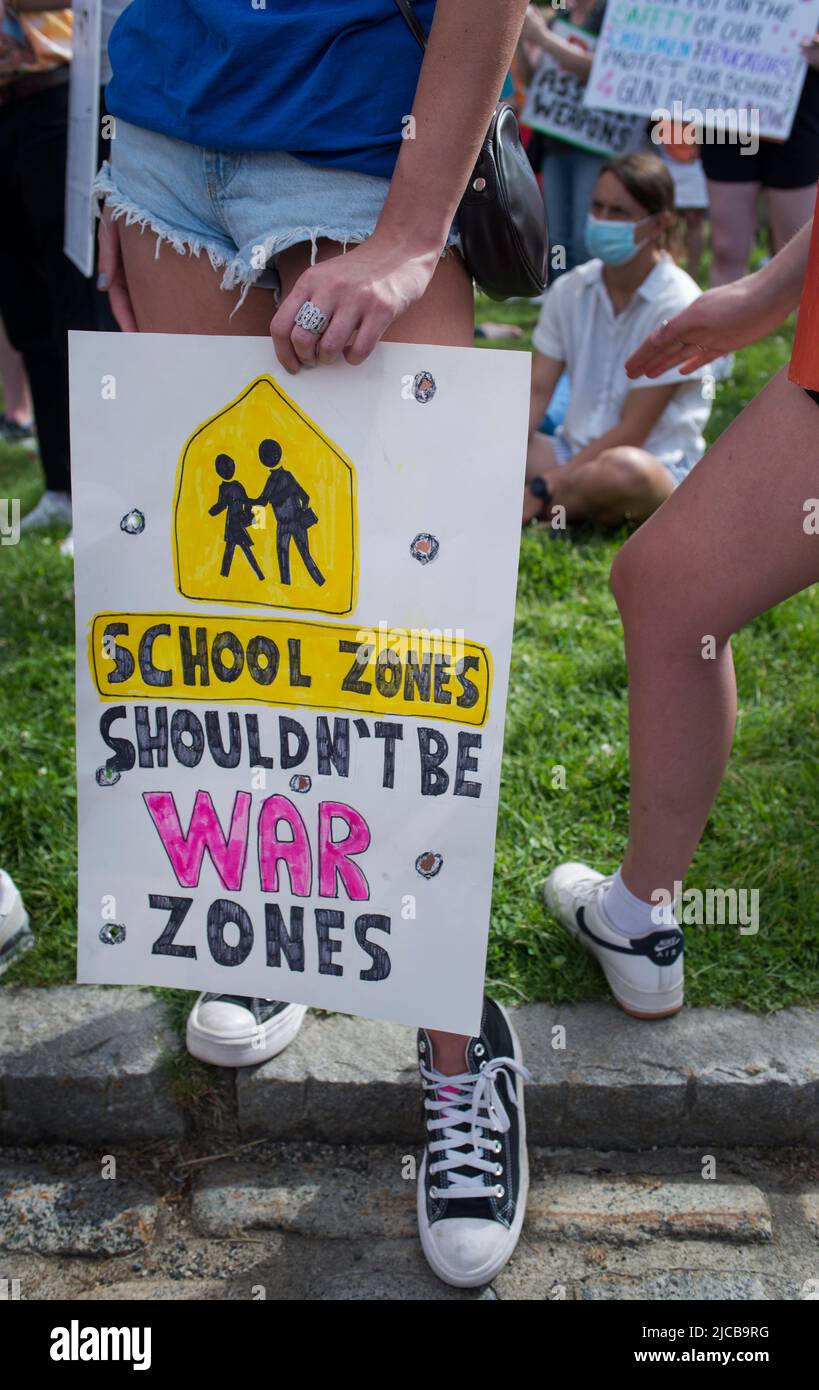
[
  {"left": 522, "top": 20, "right": 645, "bottom": 157},
  {"left": 69, "top": 332, "right": 529, "bottom": 1036},
  {"left": 64, "top": 0, "right": 101, "bottom": 277},
  {"left": 584, "top": 0, "right": 819, "bottom": 141}
]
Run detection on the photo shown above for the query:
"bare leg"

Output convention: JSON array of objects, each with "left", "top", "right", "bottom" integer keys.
[
  {"left": 546, "top": 446, "right": 674, "bottom": 526},
  {"left": 118, "top": 225, "right": 278, "bottom": 333},
  {"left": 682, "top": 208, "right": 705, "bottom": 281},
  {"left": 767, "top": 185, "right": 817, "bottom": 255},
  {"left": 706, "top": 180, "right": 760, "bottom": 285},
  {"left": 611, "top": 368, "right": 819, "bottom": 902},
  {"left": 0, "top": 314, "right": 33, "bottom": 422}
]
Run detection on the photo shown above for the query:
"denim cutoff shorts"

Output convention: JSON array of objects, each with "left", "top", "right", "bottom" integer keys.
[{"left": 94, "top": 118, "right": 462, "bottom": 309}]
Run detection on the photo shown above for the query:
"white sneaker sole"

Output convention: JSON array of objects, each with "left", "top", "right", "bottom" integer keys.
[
  {"left": 543, "top": 869, "right": 683, "bottom": 1020},
  {"left": 186, "top": 1002, "right": 307, "bottom": 1067},
  {"left": 417, "top": 1001, "right": 529, "bottom": 1289}
]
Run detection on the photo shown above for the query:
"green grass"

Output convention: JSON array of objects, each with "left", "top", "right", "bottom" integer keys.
[{"left": 1, "top": 303, "right": 817, "bottom": 1013}]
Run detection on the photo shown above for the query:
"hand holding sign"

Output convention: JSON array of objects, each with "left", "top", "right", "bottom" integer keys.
[{"left": 271, "top": 233, "right": 440, "bottom": 374}]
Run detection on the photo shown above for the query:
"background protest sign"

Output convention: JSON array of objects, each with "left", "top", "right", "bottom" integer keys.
[
  {"left": 69, "top": 332, "right": 529, "bottom": 1037},
  {"left": 584, "top": 0, "right": 819, "bottom": 141},
  {"left": 522, "top": 20, "right": 646, "bottom": 157},
  {"left": 64, "top": 0, "right": 101, "bottom": 277}
]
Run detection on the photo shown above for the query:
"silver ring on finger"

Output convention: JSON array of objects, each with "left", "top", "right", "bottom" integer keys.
[{"left": 294, "top": 300, "right": 329, "bottom": 335}]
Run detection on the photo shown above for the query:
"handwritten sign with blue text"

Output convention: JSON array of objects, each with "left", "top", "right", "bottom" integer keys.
[{"left": 584, "top": 0, "right": 819, "bottom": 140}]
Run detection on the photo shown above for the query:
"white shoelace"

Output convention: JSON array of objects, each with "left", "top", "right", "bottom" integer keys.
[{"left": 420, "top": 1055, "right": 531, "bottom": 1200}]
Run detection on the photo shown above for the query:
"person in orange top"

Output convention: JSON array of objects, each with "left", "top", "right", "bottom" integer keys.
[{"left": 541, "top": 202, "right": 819, "bottom": 1017}]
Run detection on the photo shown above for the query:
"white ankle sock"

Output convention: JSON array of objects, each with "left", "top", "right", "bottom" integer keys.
[{"left": 601, "top": 867, "right": 674, "bottom": 939}]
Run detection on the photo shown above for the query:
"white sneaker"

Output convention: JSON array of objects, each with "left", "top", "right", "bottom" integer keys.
[
  {"left": 186, "top": 993, "right": 307, "bottom": 1067},
  {"left": 0, "top": 869, "right": 34, "bottom": 977},
  {"left": 20, "top": 490, "right": 72, "bottom": 532},
  {"left": 543, "top": 862, "right": 684, "bottom": 1018}
]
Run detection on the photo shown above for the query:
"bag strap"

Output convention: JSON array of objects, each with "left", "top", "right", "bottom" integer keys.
[{"left": 393, "top": 0, "right": 427, "bottom": 52}]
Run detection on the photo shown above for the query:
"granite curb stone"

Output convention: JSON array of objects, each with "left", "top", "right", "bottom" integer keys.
[{"left": 1, "top": 989, "right": 817, "bottom": 1147}]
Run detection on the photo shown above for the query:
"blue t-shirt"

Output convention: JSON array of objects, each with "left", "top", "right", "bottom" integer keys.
[{"left": 106, "top": 0, "right": 436, "bottom": 179}]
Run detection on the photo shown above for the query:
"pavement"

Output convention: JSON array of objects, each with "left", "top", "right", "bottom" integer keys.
[
  {"left": 1, "top": 985, "right": 817, "bottom": 1300},
  {"left": 1, "top": 1138, "right": 817, "bottom": 1300}
]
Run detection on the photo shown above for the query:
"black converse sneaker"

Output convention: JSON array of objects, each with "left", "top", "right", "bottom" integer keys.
[
  {"left": 417, "top": 996, "right": 530, "bottom": 1288},
  {"left": 186, "top": 994, "right": 307, "bottom": 1067}
]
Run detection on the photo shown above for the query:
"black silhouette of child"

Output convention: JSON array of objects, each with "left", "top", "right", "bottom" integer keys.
[
  {"left": 209, "top": 453, "right": 264, "bottom": 580},
  {"left": 253, "top": 438, "right": 325, "bottom": 587}
]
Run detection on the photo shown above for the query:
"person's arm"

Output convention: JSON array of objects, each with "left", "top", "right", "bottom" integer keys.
[
  {"left": 529, "top": 351, "right": 564, "bottom": 435},
  {"left": 626, "top": 218, "right": 813, "bottom": 379},
  {"left": 271, "top": 0, "right": 530, "bottom": 372},
  {"left": 521, "top": 4, "right": 594, "bottom": 80},
  {"left": 560, "top": 383, "right": 678, "bottom": 468},
  {"left": 209, "top": 492, "right": 227, "bottom": 516}
]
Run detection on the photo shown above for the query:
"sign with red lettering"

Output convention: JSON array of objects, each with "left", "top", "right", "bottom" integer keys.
[{"left": 69, "top": 331, "right": 528, "bottom": 1034}]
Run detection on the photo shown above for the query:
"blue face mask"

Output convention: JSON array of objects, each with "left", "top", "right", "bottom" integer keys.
[{"left": 584, "top": 213, "right": 655, "bottom": 266}]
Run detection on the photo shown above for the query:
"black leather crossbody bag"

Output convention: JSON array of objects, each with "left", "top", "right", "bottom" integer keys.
[{"left": 392, "top": 0, "right": 549, "bottom": 300}]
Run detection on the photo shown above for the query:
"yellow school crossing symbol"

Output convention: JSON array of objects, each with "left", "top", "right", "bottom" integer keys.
[{"left": 173, "top": 375, "right": 357, "bottom": 614}]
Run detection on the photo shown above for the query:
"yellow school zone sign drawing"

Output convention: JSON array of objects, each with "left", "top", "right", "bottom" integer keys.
[{"left": 173, "top": 375, "right": 357, "bottom": 615}]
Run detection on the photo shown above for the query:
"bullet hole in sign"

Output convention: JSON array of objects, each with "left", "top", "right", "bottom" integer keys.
[
  {"left": 413, "top": 371, "right": 436, "bottom": 403},
  {"left": 410, "top": 532, "right": 439, "bottom": 565},
  {"left": 99, "top": 921, "right": 126, "bottom": 945},
  {"left": 415, "top": 851, "right": 443, "bottom": 879},
  {"left": 120, "top": 508, "right": 145, "bottom": 535}
]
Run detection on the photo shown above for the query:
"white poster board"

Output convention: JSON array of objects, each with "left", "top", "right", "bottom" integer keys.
[
  {"left": 69, "top": 332, "right": 529, "bottom": 1037},
  {"left": 522, "top": 21, "right": 645, "bottom": 157},
  {"left": 64, "top": 0, "right": 101, "bottom": 277},
  {"left": 584, "top": 0, "right": 819, "bottom": 141}
]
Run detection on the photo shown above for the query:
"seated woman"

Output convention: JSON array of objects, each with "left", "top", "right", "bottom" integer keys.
[{"left": 524, "top": 152, "right": 712, "bottom": 528}]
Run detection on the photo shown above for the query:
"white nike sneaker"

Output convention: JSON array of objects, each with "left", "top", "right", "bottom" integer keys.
[
  {"left": 0, "top": 869, "right": 34, "bottom": 977},
  {"left": 186, "top": 993, "right": 307, "bottom": 1067},
  {"left": 543, "top": 863, "right": 684, "bottom": 1019}
]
